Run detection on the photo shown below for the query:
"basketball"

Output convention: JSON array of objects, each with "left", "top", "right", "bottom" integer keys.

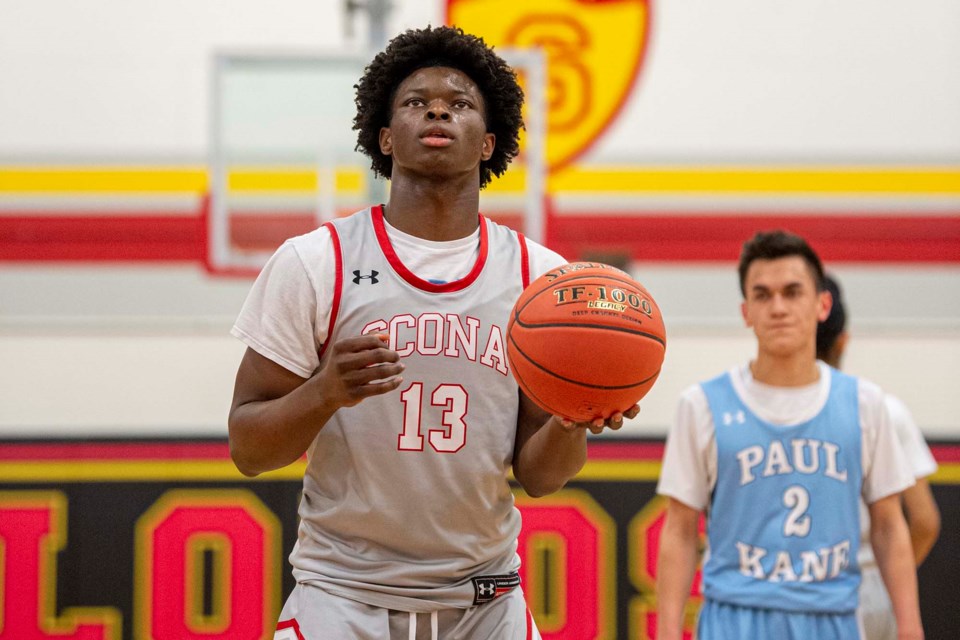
[{"left": 506, "top": 262, "right": 666, "bottom": 422}]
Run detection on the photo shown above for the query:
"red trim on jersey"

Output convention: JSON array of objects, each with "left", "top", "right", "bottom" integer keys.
[
  {"left": 526, "top": 608, "right": 534, "bottom": 640},
  {"left": 517, "top": 232, "right": 531, "bottom": 289},
  {"left": 317, "top": 222, "right": 343, "bottom": 362},
  {"left": 371, "top": 205, "right": 489, "bottom": 293},
  {"left": 276, "top": 619, "right": 305, "bottom": 640}
]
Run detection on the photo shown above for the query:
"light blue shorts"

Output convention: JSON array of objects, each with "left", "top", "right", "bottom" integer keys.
[{"left": 697, "top": 599, "right": 860, "bottom": 640}]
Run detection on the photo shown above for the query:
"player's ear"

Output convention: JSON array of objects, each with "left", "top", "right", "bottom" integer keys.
[
  {"left": 817, "top": 288, "right": 833, "bottom": 322},
  {"left": 379, "top": 127, "right": 393, "bottom": 155},
  {"left": 740, "top": 301, "right": 752, "bottom": 327},
  {"left": 481, "top": 133, "right": 495, "bottom": 161}
]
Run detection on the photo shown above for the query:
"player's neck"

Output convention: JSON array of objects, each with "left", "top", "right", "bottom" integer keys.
[
  {"left": 384, "top": 173, "right": 481, "bottom": 241},
  {"left": 749, "top": 353, "right": 821, "bottom": 387}
]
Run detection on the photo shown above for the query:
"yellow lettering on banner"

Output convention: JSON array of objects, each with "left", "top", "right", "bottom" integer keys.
[
  {"left": 627, "top": 496, "right": 703, "bottom": 640},
  {"left": 515, "top": 489, "right": 617, "bottom": 639},
  {"left": 0, "top": 491, "right": 122, "bottom": 640},
  {"left": 447, "top": 0, "right": 650, "bottom": 170},
  {"left": 134, "top": 489, "right": 282, "bottom": 640}
]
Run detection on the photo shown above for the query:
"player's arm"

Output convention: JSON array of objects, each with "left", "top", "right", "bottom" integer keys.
[
  {"left": 869, "top": 493, "right": 924, "bottom": 640},
  {"left": 511, "top": 392, "right": 586, "bottom": 497},
  {"left": 901, "top": 477, "right": 940, "bottom": 565},
  {"left": 228, "top": 334, "right": 404, "bottom": 477},
  {"left": 511, "top": 392, "right": 639, "bottom": 497},
  {"left": 656, "top": 498, "right": 701, "bottom": 640}
]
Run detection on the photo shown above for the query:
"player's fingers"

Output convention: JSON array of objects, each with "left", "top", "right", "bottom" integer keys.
[
  {"left": 336, "top": 345, "right": 400, "bottom": 373},
  {"left": 349, "top": 375, "right": 404, "bottom": 399},
  {"left": 623, "top": 404, "right": 641, "bottom": 420},
  {"left": 348, "top": 362, "right": 405, "bottom": 385},
  {"left": 333, "top": 333, "right": 395, "bottom": 355},
  {"left": 607, "top": 412, "right": 625, "bottom": 430}
]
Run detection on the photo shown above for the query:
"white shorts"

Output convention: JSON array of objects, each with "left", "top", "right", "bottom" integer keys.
[
  {"left": 275, "top": 582, "right": 542, "bottom": 640},
  {"left": 857, "top": 566, "right": 895, "bottom": 640}
]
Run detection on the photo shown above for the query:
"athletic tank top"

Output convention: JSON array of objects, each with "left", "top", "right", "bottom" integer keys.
[
  {"left": 289, "top": 206, "right": 533, "bottom": 612},
  {"left": 701, "top": 368, "right": 862, "bottom": 613}
]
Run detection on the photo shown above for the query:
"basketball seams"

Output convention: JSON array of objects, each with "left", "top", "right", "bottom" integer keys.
[
  {"left": 507, "top": 333, "right": 662, "bottom": 390},
  {"left": 508, "top": 346, "right": 556, "bottom": 417},
  {"left": 511, "top": 320, "right": 666, "bottom": 346}
]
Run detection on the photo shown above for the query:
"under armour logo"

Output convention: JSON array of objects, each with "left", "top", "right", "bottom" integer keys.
[
  {"left": 352, "top": 270, "right": 379, "bottom": 285},
  {"left": 722, "top": 411, "right": 746, "bottom": 426},
  {"left": 471, "top": 571, "right": 520, "bottom": 605}
]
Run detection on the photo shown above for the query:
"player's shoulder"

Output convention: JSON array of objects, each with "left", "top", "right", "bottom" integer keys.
[
  {"left": 293, "top": 207, "right": 371, "bottom": 245},
  {"left": 285, "top": 207, "right": 376, "bottom": 260},
  {"left": 883, "top": 393, "right": 910, "bottom": 419},
  {"left": 527, "top": 244, "right": 567, "bottom": 278},
  {"left": 882, "top": 393, "right": 922, "bottom": 440},
  {"left": 853, "top": 374, "right": 887, "bottom": 409},
  {"left": 850, "top": 374, "right": 896, "bottom": 437},
  {"left": 501, "top": 228, "right": 566, "bottom": 278},
  {"left": 679, "top": 380, "right": 710, "bottom": 409},
  {"left": 279, "top": 225, "right": 334, "bottom": 272}
]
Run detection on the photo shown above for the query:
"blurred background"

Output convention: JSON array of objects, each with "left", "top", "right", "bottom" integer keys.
[{"left": 0, "top": 1, "right": 957, "bottom": 638}]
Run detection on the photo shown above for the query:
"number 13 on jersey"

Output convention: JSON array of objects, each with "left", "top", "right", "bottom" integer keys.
[{"left": 397, "top": 382, "right": 469, "bottom": 453}]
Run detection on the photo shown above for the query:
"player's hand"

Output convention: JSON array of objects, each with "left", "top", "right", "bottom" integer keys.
[
  {"left": 556, "top": 404, "right": 640, "bottom": 435},
  {"left": 312, "top": 333, "right": 404, "bottom": 408}
]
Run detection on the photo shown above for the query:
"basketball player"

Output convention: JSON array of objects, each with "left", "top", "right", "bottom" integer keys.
[
  {"left": 655, "top": 230, "right": 924, "bottom": 640},
  {"left": 817, "top": 274, "right": 940, "bottom": 640},
  {"left": 228, "top": 26, "right": 636, "bottom": 640}
]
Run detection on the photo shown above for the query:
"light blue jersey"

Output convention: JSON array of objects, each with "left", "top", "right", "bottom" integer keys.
[{"left": 701, "top": 368, "right": 862, "bottom": 614}]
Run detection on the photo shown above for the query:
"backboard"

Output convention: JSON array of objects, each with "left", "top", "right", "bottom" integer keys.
[{"left": 207, "top": 48, "right": 546, "bottom": 275}]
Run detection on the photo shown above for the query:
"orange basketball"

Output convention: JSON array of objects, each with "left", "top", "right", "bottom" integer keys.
[{"left": 506, "top": 262, "right": 666, "bottom": 422}]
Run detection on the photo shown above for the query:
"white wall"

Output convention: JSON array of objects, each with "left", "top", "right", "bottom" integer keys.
[
  {"left": 589, "top": 0, "right": 960, "bottom": 162},
  {"left": 2, "top": 263, "right": 958, "bottom": 438},
  {"left": 2, "top": 0, "right": 958, "bottom": 160},
  {"left": 0, "top": 0, "right": 348, "bottom": 158}
]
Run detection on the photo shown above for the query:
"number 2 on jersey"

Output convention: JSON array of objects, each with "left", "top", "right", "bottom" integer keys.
[
  {"left": 782, "top": 485, "right": 812, "bottom": 537},
  {"left": 397, "top": 382, "right": 468, "bottom": 453}
]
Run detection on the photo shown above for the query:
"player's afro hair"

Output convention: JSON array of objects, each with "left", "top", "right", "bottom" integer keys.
[{"left": 353, "top": 25, "right": 524, "bottom": 189}]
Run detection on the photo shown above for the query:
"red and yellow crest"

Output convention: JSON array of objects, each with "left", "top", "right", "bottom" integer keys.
[{"left": 446, "top": 0, "right": 651, "bottom": 171}]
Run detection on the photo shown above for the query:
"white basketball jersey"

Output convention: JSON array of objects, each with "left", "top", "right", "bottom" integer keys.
[{"left": 289, "top": 206, "right": 539, "bottom": 612}]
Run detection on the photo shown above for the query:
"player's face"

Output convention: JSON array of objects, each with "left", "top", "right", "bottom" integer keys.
[
  {"left": 379, "top": 66, "right": 495, "bottom": 181},
  {"left": 740, "top": 256, "right": 832, "bottom": 358}
]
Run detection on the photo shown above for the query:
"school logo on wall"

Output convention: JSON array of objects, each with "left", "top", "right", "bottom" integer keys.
[{"left": 446, "top": 0, "right": 651, "bottom": 171}]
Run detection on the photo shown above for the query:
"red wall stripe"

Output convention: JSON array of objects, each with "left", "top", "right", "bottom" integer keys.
[
  {"left": 2, "top": 210, "right": 959, "bottom": 264},
  {"left": 547, "top": 214, "right": 960, "bottom": 263},
  {"left": 0, "top": 215, "right": 205, "bottom": 261}
]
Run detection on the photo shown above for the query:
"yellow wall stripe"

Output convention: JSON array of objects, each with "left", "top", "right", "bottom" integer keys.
[
  {"left": 2, "top": 166, "right": 958, "bottom": 195},
  {"left": 4, "top": 458, "right": 956, "bottom": 484},
  {"left": 227, "top": 168, "right": 365, "bottom": 193},
  {"left": 548, "top": 167, "right": 960, "bottom": 194},
  {"left": 0, "top": 168, "right": 208, "bottom": 193}
]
